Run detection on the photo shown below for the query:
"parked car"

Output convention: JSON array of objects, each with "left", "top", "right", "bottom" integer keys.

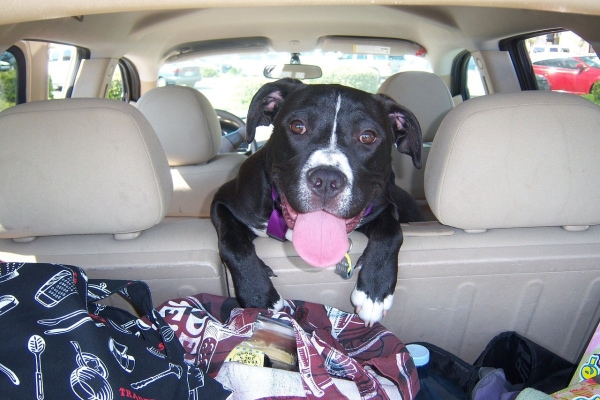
[
  {"left": 159, "top": 62, "right": 202, "bottom": 87},
  {"left": 533, "top": 55, "right": 600, "bottom": 94},
  {"left": 1, "top": 1, "right": 600, "bottom": 397}
]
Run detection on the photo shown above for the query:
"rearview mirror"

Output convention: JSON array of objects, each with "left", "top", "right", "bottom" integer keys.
[{"left": 263, "top": 64, "right": 322, "bottom": 80}]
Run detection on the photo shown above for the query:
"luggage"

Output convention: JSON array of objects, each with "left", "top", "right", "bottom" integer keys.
[
  {"left": 0, "top": 262, "right": 231, "bottom": 400},
  {"left": 1, "top": 261, "right": 576, "bottom": 400},
  {"left": 155, "top": 293, "right": 420, "bottom": 399},
  {"left": 473, "top": 331, "right": 575, "bottom": 393},
  {"left": 409, "top": 331, "right": 576, "bottom": 399}
]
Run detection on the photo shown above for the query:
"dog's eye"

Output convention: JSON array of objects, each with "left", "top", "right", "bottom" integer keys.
[
  {"left": 289, "top": 120, "right": 306, "bottom": 135},
  {"left": 359, "top": 131, "right": 377, "bottom": 144}
]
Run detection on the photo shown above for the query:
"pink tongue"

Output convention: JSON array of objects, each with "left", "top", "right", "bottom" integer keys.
[{"left": 292, "top": 210, "right": 348, "bottom": 268}]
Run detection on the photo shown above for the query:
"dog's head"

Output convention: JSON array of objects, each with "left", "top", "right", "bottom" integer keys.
[{"left": 247, "top": 79, "right": 421, "bottom": 266}]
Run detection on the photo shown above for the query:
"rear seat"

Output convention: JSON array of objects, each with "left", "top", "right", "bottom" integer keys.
[
  {"left": 249, "top": 91, "right": 600, "bottom": 364},
  {"left": 378, "top": 71, "right": 455, "bottom": 220},
  {"left": 3, "top": 93, "right": 599, "bottom": 366},
  {"left": 0, "top": 98, "right": 226, "bottom": 310}
]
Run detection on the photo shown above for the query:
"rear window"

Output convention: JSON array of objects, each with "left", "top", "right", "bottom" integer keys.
[{"left": 158, "top": 51, "right": 432, "bottom": 118}]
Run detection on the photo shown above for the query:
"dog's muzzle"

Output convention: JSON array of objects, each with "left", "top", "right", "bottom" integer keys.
[{"left": 307, "top": 166, "right": 347, "bottom": 200}]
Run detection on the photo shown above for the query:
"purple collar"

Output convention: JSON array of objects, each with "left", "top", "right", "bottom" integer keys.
[
  {"left": 266, "top": 185, "right": 373, "bottom": 241},
  {"left": 267, "top": 185, "right": 288, "bottom": 241}
]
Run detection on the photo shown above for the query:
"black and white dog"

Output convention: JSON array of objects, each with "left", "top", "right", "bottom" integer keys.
[{"left": 211, "top": 78, "right": 424, "bottom": 326}]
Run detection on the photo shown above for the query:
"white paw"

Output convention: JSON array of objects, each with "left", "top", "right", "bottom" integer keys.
[
  {"left": 351, "top": 288, "right": 393, "bottom": 327},
  {"left": 269, "top": 294, "right": 284, "bottom": 313}
]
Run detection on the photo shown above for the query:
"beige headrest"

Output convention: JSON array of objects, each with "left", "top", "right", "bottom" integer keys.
[
  {"left": 136, "top": 86, "right": 222, "bottom": 166},
  {"left": 0, "top": 98, "right": 172, "bottom": 240},
  {"left": 425, "top": 91, "right": 600, "bottom": 232},
  {"left": 378, "top": 71, "right": 454, "bottom": 142}
]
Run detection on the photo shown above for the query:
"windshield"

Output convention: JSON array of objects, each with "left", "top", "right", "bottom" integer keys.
[
  {"left": 581, "top": 55, "right": 600, "bottom": 68},
  {"left": 158, "top": 51, "right": 432, "bottom": 118}
]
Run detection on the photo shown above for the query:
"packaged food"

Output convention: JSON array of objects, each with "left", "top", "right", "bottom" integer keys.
[{"left": 226, "top": 315, "right": 297, "bottom": 371}]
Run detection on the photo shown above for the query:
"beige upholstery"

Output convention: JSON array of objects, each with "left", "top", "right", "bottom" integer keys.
[
  {"left": 378, "top": 71, "right": 454, "bottom": 142},
  {"left": 0, "top": 98, "right": 172, "bottom": 240},
  {"left": 136, "top": 86, "right": 221, "bottom": 166},
  {"left": 378, "top": 71, "right": 454, "bottom": 206},
  {"left": 249, "top": 222, "right": 600, "bottom": 363},
  {"left": 137, "top": 86, "right": 246, "bottom": 217},
  {"left": 1, "top": 95, "right": 598, "bottom": 365},
  {"left": 0, "top": 98, "right": 226, "bottom": 308},
  {"left": 425, "top": 91, "right": 600, "bottom": 232}
]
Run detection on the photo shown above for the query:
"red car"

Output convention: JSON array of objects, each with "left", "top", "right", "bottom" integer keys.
[{"left": 533, "top": 55, "right": 600, "bottom": 94}]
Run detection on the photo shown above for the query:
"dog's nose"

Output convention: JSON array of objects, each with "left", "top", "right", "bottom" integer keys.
[{"left": 307, "top": 167, "right": 347, "bottom": 199}]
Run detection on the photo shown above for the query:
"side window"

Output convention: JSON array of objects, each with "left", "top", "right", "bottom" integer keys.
[
  {"left": 524, "top": 30, "right": 599, "bottom": 105},
  {"left": 465, "top": 56, "right": 486, "bottom": 98},
  {"left": 453, "top": 50, "right": 487, "bottom": 100},
  {"left": 534, "top": 59, "right": 551, "bottom": 67},
  {"left": 106, "top": 59, "right": 139, "bottom": 103},
  {"left": 0, "top": 50, "right": 18, "bottom": 111},
  {"left": 562, "top": 58, "right": 579, "bottom": 69},
  {"left": 107, "top": 64, "right": 124, "bottom": 101},
  {"left": 48, "top": 43, "right": 79, "bottom": 99}
]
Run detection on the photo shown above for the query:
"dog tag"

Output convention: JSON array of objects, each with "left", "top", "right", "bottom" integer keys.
[{"left": 334, "top": 238, "right": 354, "bottom": 279}]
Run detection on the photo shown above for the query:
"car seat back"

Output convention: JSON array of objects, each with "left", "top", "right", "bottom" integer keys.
[
  {"left": 425, "top": 90, "right": 600, "bottom": 231},
  {"left": 0, "top": 98, "right": 172, "bottom": 240},
  {"left": 0, "top": 98, "right": 227, "bottom": 309},
  {"left": 137, "top": 85, "right": 246, "bottom": 218},
  {"left": 378, "top": 71, "right": 454, "bottom": 218}
]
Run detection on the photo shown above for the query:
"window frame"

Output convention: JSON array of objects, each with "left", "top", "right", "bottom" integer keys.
[
  {"left": 450, "top": 49, "right": 472, "bottom": 99},
  {"left": 110, "top": 57, "right": 140, "bottom": 102},
  {"left": 4, "top": 45, "right": 27, "bottom": 105}
]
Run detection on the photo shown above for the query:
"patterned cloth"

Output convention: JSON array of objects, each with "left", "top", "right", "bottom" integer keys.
[
  {"left": 155, "top": 293, "right": 419, "bottom": 399},
  {"left": 0, "top": 263, "right": 232, "bottom": 400}
]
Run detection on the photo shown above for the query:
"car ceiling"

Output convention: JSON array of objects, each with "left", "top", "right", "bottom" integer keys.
[
  {"left": 1, "top": 1, "right": 600, "bottom": 81},
  {"left": 3, "top": 0, "right": 600, "bottom": 26}
]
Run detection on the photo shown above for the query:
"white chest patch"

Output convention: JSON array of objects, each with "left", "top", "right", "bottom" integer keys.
[{"left": 251, "top": 224, "right": 268, "bottom": 237}]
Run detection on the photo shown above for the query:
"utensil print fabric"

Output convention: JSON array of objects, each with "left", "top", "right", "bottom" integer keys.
[
  {"left": 0, "top": 262, "right": 232, "bottom": 400},
  {"left": 28, "top": 335, "right": 45, "bottom": 400}
]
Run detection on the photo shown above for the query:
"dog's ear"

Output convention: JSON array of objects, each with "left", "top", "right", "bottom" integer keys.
[
  {"left": 246, "top": 78, "right": 306, "bottom": 143},
  {"left": 375, "top": 94, "right": 423, "bottom": 169}
]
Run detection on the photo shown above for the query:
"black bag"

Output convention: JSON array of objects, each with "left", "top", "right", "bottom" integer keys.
[
  {"left": 409, "top": 331, "right": 577, "bottom": 398},
  {"left": 473, "top": 331, "right": 576, "bottom": 393},
  {"left": 0, "top": 262, "right": 231, "bottom": 400},
  {"left": 409, "top": 342, "right": 480, "bottom": 399}
]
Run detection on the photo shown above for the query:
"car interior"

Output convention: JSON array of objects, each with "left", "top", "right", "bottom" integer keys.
[{"left": 1, "top": 0, "right": 600, "bottom": 392}]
